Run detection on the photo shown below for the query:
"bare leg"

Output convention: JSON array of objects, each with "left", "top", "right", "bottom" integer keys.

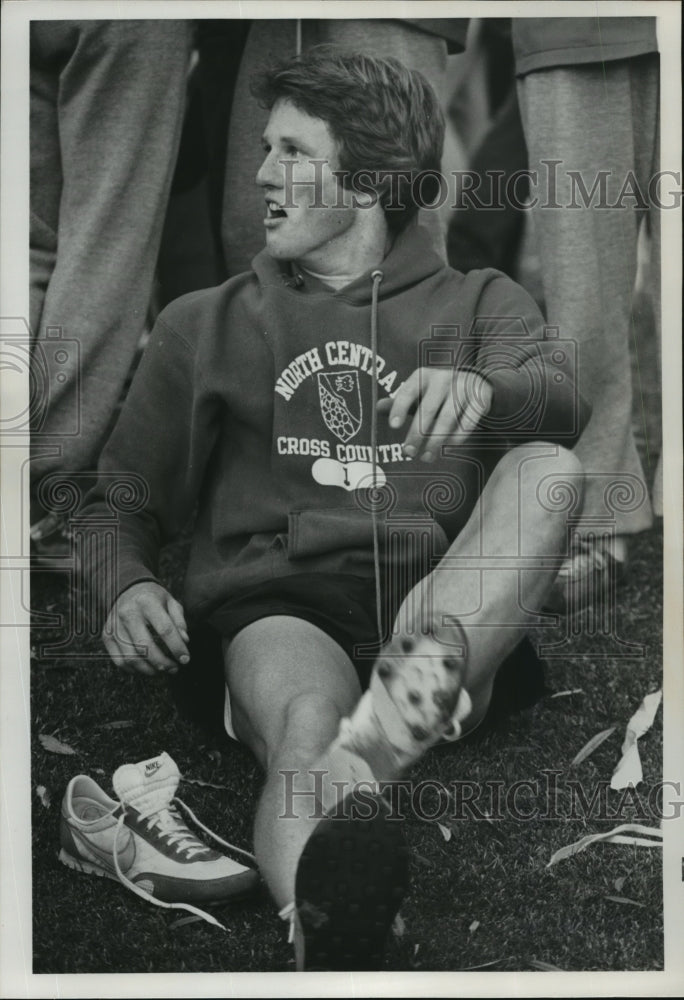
[
  {"left": 323, "top": 443, "right": 584, "bottom": 776},
  {"left": 223, "top": 615, "right": 362, "bottom": 910},
  {"left": 419, "top": 442, "right": 585, "bottom": 727}
]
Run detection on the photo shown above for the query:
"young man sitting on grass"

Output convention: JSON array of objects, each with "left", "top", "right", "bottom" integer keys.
[{"left": 84, "top": 46, "right": 588, "bottom": 970}]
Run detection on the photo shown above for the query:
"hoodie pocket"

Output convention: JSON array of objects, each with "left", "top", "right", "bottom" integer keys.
[
  {"left": 287, "top": 507, "right": 449, "bottom": 561},
  {"left": 287, "top": 507, "right": 376, "bottom": 560}
]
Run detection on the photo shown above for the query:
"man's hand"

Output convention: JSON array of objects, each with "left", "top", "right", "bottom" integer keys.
[
  {"left": 378, "top": 367, "right": 493, "bottom": 461},
  {"left": 103, "top": 581, "right": 190, "bottom": 677}
]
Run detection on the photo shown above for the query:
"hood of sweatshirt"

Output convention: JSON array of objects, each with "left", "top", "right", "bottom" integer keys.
[{"left": 251, "top": 220, "right": 445, "bottom": 303}]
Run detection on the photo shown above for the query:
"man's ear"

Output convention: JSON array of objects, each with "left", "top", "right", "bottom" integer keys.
[
  {"left": 355, "top": 191, "right": 379, "bottom": 208},
  {"left": 354, "top": 190, "right": 378, "bottom": 209}
]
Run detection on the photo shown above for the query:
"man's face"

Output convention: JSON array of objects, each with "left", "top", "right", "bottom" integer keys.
[{"left": 256, "top": 99, "right": 360, "bottom": 272}]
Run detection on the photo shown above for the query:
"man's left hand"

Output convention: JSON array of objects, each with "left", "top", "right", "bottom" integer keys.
[{"left": 377, "top": 367, "right": 493, "bottom": 461}]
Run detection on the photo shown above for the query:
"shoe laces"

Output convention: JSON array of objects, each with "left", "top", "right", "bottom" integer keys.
[
  {"left": 111, "top": 795, "right": 255, "bottom": 930},
  {"left": 559, "top": 535, "right": 609, "bottom": 577},
  {"left": 137, "top": 801, "right": 210, "bottom": 859},
  {"left": 279, "top": 901, "right": 296, "bottom": 944}
]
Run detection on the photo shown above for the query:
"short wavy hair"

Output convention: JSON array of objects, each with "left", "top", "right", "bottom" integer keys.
[{"left": 253, "top": 45, "right": 445, "bottom": 234}]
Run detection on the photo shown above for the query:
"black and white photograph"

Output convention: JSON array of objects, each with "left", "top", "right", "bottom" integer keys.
[{"left": 0, "top": 0, "right": 682, "bottom": 995}]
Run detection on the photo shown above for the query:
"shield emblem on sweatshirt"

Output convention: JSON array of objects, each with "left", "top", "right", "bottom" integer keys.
[{"left": 317, "top": 371, "right": 362, "bottom": 443}]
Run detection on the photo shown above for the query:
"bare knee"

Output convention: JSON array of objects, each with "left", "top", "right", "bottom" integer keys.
[
  {"left": 499, "top": 443, "right": 584, "bottom": 505},
  {"left": 535, "top": 444, "right": 585, "bottom": 510},
  {"left": 274, "top": 691, "right": 348, "bottom": 767},
  {"left": 546, "top": 443, "right": 584, "bottom": 480}
]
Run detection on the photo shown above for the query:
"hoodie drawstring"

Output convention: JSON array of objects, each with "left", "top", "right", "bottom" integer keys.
[{"left": 370, "top": 269, "right": 384, "bottom": 642}]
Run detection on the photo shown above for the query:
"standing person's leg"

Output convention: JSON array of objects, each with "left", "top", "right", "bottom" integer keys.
[
  {"left": 30, "top": 20, "right": 192, "bottom": 517},
  {"left": 628, "top": 56, "right": 662, "bottom": 516},
  {"left": 515, "top": 63, "right": 653, "bottom": 577}
]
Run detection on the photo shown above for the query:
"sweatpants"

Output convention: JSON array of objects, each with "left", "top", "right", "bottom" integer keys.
[
  {"left": 30, "top": 20, "right": 192, "bottom": 515},
  {"left": 516, "top": 54, "right": 660, "bottom": 536}
]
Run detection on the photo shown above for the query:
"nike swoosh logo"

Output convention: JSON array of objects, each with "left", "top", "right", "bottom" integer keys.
[{"left": 70, "top": 825, "right": 136, "bottom": 874}]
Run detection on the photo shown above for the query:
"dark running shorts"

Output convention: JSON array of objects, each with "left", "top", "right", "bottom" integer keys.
[
  {"left": 177, "top": 573, "right": 404, "bottom": 741},
  {"left": 206, "top": 572, "right": 402, "bottom": 681}
]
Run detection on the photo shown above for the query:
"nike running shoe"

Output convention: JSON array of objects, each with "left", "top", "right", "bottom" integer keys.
[{"left": 59, "top": 751, "right": 258, "bottom": 928}]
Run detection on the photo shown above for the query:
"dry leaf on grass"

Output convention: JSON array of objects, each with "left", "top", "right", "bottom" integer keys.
[
  {"left": 604, "top": 895, "right": 645, "bottom": 907},
  {"left": 437, "top": 822, "right": 452, "bottom": 842},
  {"left": 570, "top": 726, "right": 615, "bottom": 767},
  {"left": 35, "top": 785, "right": 51, "bottom": 808},
  {"left": 169, "top": 914, "right": 204, "bottom": 929},
  {"left": 611, "top": 690, "right": 662, "bottom": 790},
  {"left": 530, "top": 959, "right": 562, "bottom": 971},
  {"left": 392, "top": 913, "right": 406, "bottom": 938},
  {"left": 98, "top": 720, "right": 135, "bottom": 730},
  {"left": 547, "top": 823, "right": 662, "bottom": 867},
  {"left": 469, "top": 920, "right": 480, "bottom": 933},
  {"left": 38, "top": 733, "right": 77, "bottom": 755},
  {"left": 169, "top": 912, "right": 230, "bottom": 931},
  {"left": 550, "top": 689, "right": 584, "bottom": 699},
  {"left": 181, "top": 778, "right": 235, "bottom": 792},
  {"left": 462, "top": 957, "right": 505, "bottom": 970},
  {"left": 614, "top": 876, "right": 627, "bottom": 892}
]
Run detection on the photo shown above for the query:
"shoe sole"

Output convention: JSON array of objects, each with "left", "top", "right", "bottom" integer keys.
[
  {"left": 59, "top": 847, "right": 118, "bottom": 881},
  {"left": 295, "top": 792, "right": 409, "bottom": 971},
  {"left": 373, "top": 626, "right": 470, "bottom": 745},
  {"left": 59, "top": 847, "right": 259, "bottom": 903}
]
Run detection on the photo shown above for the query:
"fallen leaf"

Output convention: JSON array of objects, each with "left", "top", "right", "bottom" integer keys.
[
  {"left": 614, "top": 876, "right": 627, "bottom": 893},
  {"left": 437, "top": 822, "right": 452, "bottom": 842},
  {"left": 169, "top": 913, "right": 231, "bottom": 931},
  {"left": 469, "top": 920, "right": 480, "bottom": 933},
  {"left": 570, "top": 726, "right": 616, "bottom": 767},
  {"left": 99, "top": 720, "right": 134, "bottom": 730},
  {"left": 547, "top": 823, "right": 662, "bottom": 867},
  {"left": 392, "top": 913, "right": 406, "bottom": 938},
  {"left": 169, "top": 915, "right": 204, "bottom": 929},
  {"left": 461, "top": 957, "right": 505, "bottom": 970},
  {"left": 611, "top": 690, "right": 662, "bottom": 790},
  {"left": 530, "top": 959, "right": 562, "bottom": 971},
  {"left": 35, "top": 785, "right": 51, "bottom": 808},
  {"left": 39, "top": 733, "right": 76, "bottom": 755},
  {"left": 550, "top": 689, "right": 584, "bottom": 699},
  {"left": 181, "top": 778, "right": 235, "bottom": 792},
  {"left": 413, "top": 944, "right": 420, "bottom": 957},
  {"left": 604, "top": 895, "right": 645, "bottom": 908}
]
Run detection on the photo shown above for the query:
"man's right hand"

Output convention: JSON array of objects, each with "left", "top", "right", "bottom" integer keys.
[{"left": 103, "top": 581, "right": 190, "bottom": 677}]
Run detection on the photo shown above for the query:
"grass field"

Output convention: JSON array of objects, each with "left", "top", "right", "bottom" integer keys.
[
  {"left": 29, "top": 284, "right": 664, "bottom": 975},
  {"left": 30, "top": 520, "right": 664, "bottom": 975}
]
